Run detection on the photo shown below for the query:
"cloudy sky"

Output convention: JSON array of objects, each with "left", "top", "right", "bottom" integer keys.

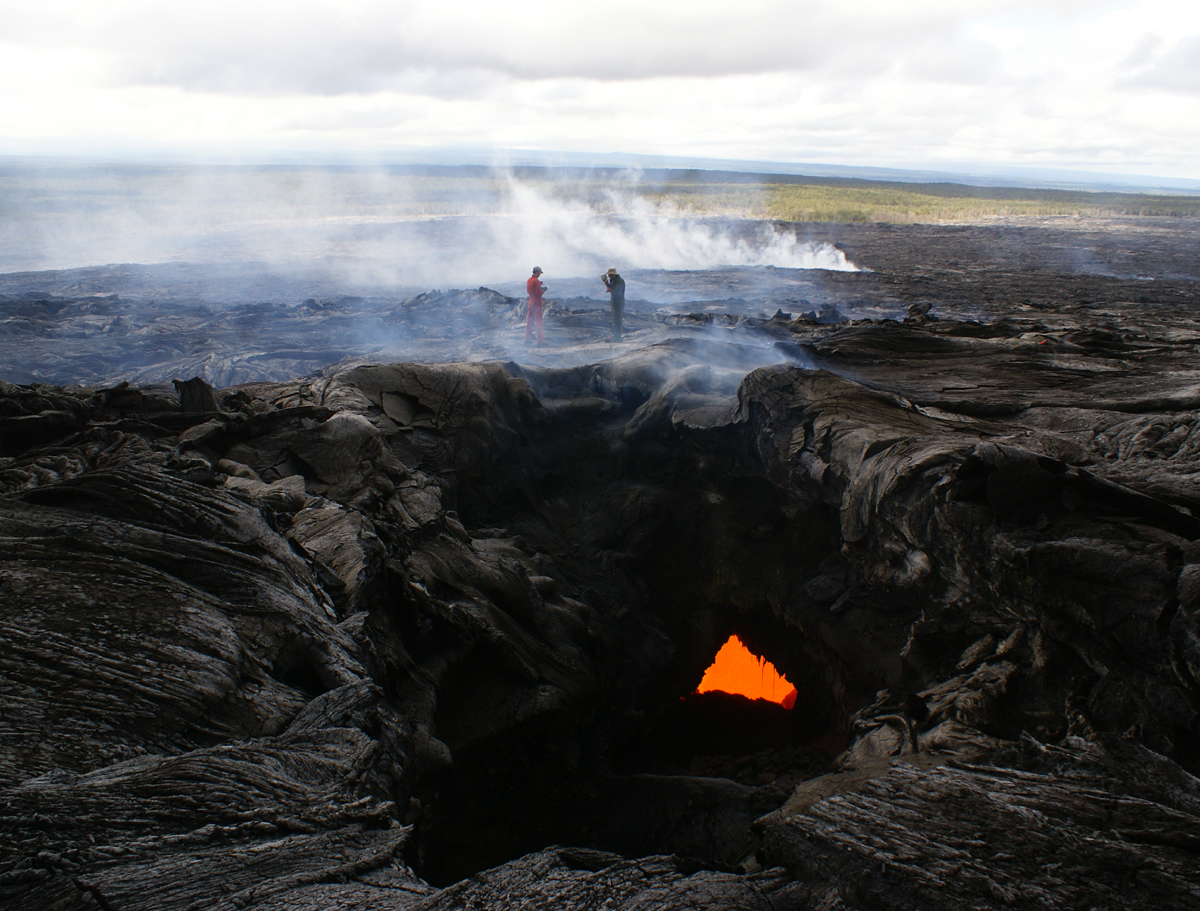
[{"left": 2, "top": 0, "right": 1199, "bottom": 179}]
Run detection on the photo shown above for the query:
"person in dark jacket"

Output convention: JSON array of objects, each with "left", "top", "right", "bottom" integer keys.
[
  {"left": 601, "top": 267, "right": 625, "bottom": 340},
  {"left": 525, "top": 266, "right": 546, "bottom": 345}
]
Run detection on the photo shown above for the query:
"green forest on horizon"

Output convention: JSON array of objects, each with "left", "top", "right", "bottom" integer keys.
[{"left": 593, "top": 175, "right": 1200, "bottom": 223}]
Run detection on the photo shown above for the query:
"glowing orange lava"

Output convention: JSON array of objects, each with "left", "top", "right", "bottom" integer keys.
[{"left": 696, "top": 635, "right": 798, "bottom": 708}]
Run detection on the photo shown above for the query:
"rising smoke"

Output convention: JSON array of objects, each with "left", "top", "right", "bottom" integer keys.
[{"left": 493, "top": 177, "right": 857, "bottom": 280}]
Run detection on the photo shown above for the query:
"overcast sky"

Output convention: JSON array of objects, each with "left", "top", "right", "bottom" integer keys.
[{"left": 2, "top": 0, "right": 1199, "bottom": 179}]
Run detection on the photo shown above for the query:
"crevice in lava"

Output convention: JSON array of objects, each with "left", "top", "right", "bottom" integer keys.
[{"left": 398, "top": 370, "right": 909, "bottom": 887}]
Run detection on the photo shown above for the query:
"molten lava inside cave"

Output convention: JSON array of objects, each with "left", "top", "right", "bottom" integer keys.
[
  {"left": 603, "top": 627, "right": 834, "bottom": 787},
  {"left": 696, "top": 635, "right": 798, "bottom": 709}
]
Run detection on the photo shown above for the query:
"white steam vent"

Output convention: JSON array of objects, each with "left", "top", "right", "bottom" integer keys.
[{"left": 497, "top": 181, "right": 859, "bottom": 276}]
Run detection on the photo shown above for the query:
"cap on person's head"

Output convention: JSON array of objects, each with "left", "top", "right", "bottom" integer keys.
[
  {"left": 532, "top": 266, "right": 543, "bottom": 274},
  {"left": 606, "top": 268, "right": 618, "bottom": 275}
]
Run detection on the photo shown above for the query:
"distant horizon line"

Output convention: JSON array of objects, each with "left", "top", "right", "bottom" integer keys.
[{"left": 2, "top": 147, "right": 1200, "bottom": 197}]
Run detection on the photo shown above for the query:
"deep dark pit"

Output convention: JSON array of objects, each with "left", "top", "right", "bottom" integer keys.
[
  {"left": 415, "top": 663, "right": 841, "bottom": 886},
  {"left": 400, "top": 369, "right": 871, "bottom": 884},
  {"left": 413, "top": 698, "right": 838, "bottom": 886},
  {"left": 614, "top": 691, "right": 837, "bottom": 775}
]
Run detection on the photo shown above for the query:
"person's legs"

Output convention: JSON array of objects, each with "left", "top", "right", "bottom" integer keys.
[
  {"left": 526, "top": 301, "right": 543, "bottom": 343},
  {"left": 613, "top": 299, "right": 624, "bottom": 339}
]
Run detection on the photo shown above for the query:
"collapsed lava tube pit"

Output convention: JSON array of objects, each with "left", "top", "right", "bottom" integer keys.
[{"left": 696, "top": 635, "right": 798, "bottom": 708}]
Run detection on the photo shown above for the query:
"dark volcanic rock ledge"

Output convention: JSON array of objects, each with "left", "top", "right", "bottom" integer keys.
[{"left": 4, "top": 223, "right": 1200, "bottom": 909}]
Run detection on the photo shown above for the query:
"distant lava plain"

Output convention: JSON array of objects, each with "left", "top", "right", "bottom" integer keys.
[{"left": 3, "top": 217, "right": 1200, "bottom": 910}]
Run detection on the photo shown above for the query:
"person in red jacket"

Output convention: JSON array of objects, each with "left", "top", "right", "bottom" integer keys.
[{"left": 525, "top": 266, "right": 546, "bottom": 345}]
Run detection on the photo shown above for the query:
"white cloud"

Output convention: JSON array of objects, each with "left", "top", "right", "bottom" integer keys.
[
  {"left": 2, "top": 1, "right": 1104, "bottom": 90},
  {"left": 1119, "top": 36, "right": 1200, "bottom": 94},
  {"left": 0, "top": 0, "right": 1198, "bottom": 178}
]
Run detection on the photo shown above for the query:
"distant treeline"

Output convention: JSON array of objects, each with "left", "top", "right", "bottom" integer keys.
[
  {"left": 501, "top": 165, "right": 1200, "bottom": 222},
  {"left": 631, "top": 177, "right": 1200, "bottom": 223}
]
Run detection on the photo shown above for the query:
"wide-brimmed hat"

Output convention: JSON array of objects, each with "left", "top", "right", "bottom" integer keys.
[{"left": 606, "top": 268, "right": 619, "bottom": 275}]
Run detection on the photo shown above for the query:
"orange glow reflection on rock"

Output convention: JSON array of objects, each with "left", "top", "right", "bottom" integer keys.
[{"left": 696, "top": 635, "right": 798, "bottom": 708}]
